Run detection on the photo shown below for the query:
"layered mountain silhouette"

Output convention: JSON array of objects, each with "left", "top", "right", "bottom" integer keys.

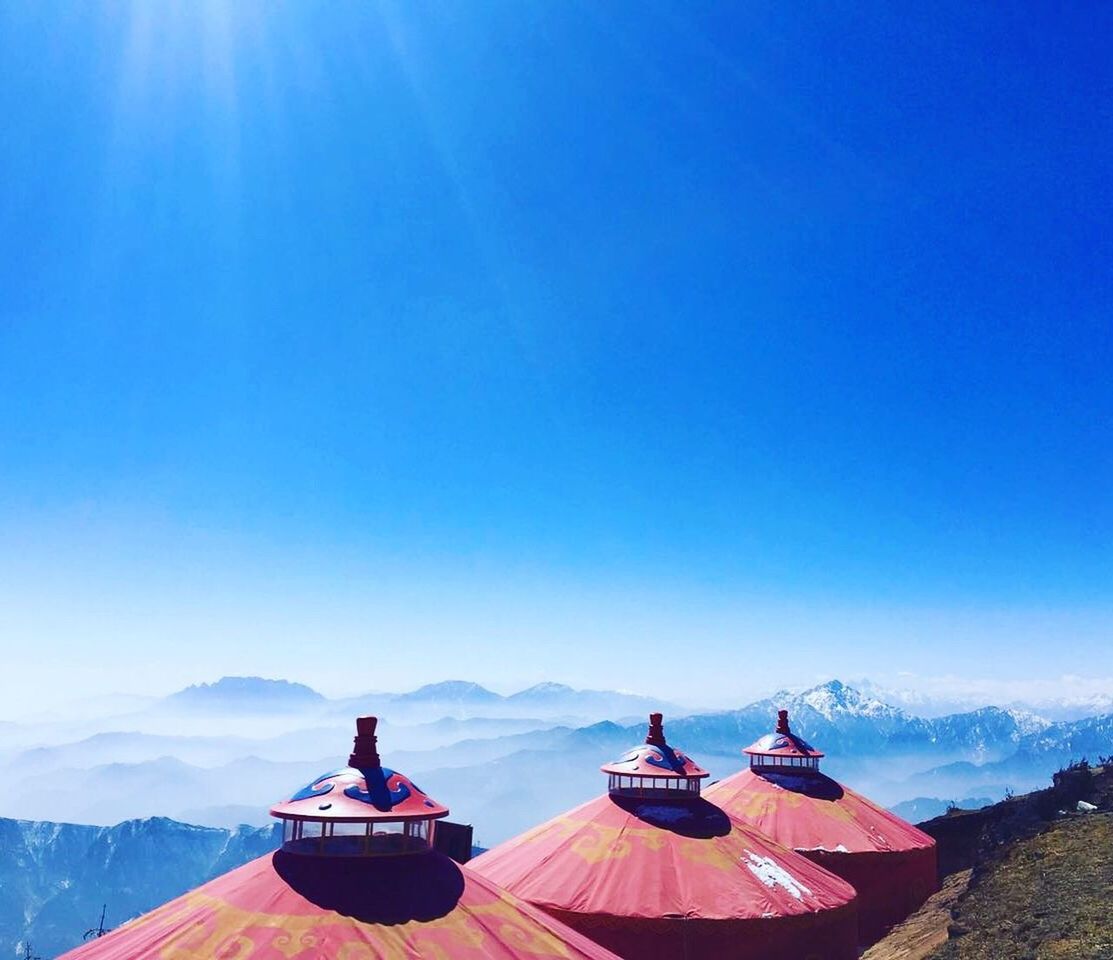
[{"left": 0, "top": 679, "right": 1108, "bottom": 851}]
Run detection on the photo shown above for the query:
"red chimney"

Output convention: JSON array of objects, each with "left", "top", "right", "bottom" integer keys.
[
  {"left": 645, "top": 712, "right": 666, "bottom": 747},
  {"left": 348, "top": 715, "right": 381, "bottom": 769}
]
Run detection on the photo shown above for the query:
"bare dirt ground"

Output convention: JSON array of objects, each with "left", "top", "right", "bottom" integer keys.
[{"left": 861, "top": 870, "right": 973, "bottom": 960}]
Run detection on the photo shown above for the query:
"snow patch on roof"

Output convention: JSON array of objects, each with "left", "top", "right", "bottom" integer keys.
[{"left": 742, "top": 852, "right": 812, "bottom": 901}]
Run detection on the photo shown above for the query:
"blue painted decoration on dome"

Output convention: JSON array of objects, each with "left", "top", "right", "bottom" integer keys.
[
  {"left": 344, "top": 766, "right": 412, "bottom": 811},
  {"left": 289, "top": 769, "right": 346, "bottom": 802},
  {"left": 644, "top": 745, "right": 689, "bottom": 774}
]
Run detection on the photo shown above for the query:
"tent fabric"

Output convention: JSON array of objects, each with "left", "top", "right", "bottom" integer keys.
[
  {"left": 545, "top": 904, "right": 858, "bottom": 960},
  {"left": 57, "top": 850, "right": 622, "bottom": 960},
  {"left": 470, "top": 793, "right": 859, "bottom": 960},
  {"left": 703, "top": 769, "right": 935, "bottom": 855},
  {"left": 703, "top": 768, "right": 937, "bottom": 943},
  {"left": 799, "top": 847, "right": 938, "bottom": 946}
]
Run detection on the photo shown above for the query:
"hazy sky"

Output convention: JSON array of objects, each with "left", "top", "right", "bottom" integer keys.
[{"left": 1, "top": 2, "right": 1110, "bottom": 715}]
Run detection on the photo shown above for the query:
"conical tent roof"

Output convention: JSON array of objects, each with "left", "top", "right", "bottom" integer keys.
[
  {"left": 471, "top": 714, "right": 859, "bottom": 960},
  {"left": 56, "top": 852, "right": 621, "bottom": 960},
  {"left": 57, "top": 717, "right": 621, "bottom": 960},
  {"left": 704, "top": 768, "right": 934, "bottom": 856},
  {"left": 704, "top": 710, "right": 937, "bottom": 946},
  {"left": 472, "top": 791, "right": 857, "bottom": 921}
]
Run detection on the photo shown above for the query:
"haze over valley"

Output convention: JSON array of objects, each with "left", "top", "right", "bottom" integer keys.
[{"left": 3, "top": 676, "right": 1109, "bottom": 849}]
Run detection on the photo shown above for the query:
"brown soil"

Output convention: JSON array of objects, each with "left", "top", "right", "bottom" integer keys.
[{"left": 861, "top": 870, "right": 973, "bottom": 960}]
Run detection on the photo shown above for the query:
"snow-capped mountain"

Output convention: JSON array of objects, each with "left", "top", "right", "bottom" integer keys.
[
  {"left": 770, "top": 678, "right": 907, "bottom": 723},
  {"left": 0, "top": 816, "right": 277, "bottom": 959},
  {"left": 1, "top": 678, "right": 1108, "bottom": 853},
  {"left": 850, "top": 677, "right": 1113, "bottom": 723}
]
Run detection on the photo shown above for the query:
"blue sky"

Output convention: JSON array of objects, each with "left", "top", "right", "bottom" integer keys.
[{"left": 1, "top": 2, "right": 1110, "bottom": 713}]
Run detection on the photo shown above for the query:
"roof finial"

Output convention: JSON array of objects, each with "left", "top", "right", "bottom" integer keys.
[
  {"left": 348, "top": 715, "right": 382, "bottom": 769},
  {"left": 645, "top": 712, "right": 666, "bottom": 746},
  {"left": 776, "top": 710, "right": 791, "bottom": 735}
]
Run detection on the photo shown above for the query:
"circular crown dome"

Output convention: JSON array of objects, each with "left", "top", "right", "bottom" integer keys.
[
  {"left": 600, "top": 743, "right": 707, "bottom": 779},
  {"left": 270, "top": 717, "right": 449, "bottom": 857},
  {"left": 271, "top": 717, "right": 449, "bottom": 823},
  {"left": 743, "top": 710, "right": 824, "bottom": 762},
  {"left": 600, "top": 713, "right": 708, "bottom": 799},
  {"left": 270, "top": 766, "right": 449, "bottom": 822}
]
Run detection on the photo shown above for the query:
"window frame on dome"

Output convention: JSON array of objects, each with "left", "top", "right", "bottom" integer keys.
[
  {"left": 749, "top": 754, "right": 820, "bottom": 771},
  {"left": 607, "top": 772, "right": 702, "bottom": 798},
  {"left": 279, "top": 816, "right": 435, "bottom": 857}
]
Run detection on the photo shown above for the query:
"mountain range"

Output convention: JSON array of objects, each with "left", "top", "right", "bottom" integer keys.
[
  {"left": 0, "top": 816, "right": 278, "bottom": 959},
  {"left": 0, "top": 677, "right": 1109, "bottom": 850}
]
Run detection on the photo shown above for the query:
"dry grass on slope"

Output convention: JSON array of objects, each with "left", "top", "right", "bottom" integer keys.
[{"left": 929, "top": 813, "right": 1113, "bottom": 960}]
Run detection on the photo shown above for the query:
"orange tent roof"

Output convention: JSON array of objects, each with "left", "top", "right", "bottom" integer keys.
[
  {"left": 56, "top": 850, "right": 622, "bottom": 960},
  {"left": 58, "top": 715, "right": 621, "bottom": 960},
  {"left": 471, "top": 791, "right": 857, "bottom": 922},
  {"left": 472, "top": 714, "right": 860, "bottom": 959},
  {"left": 704, "top": 712, "right": 938, "bottom": 945},
  {"left": 703, "top": 767, "right": 935, "bottom": 856}
]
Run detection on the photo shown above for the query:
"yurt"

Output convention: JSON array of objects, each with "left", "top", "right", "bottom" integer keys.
[
  {"left": 58, "top": 717, "right": 621, "bottom": 960},
  {"left": 703, "top": 709, "right": 937, "bottom": 945},
  {"left": 471, "top": 713, "right": 859, "bottom": 960}
]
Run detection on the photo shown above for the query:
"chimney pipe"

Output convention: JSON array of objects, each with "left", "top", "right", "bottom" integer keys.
[
  {"left": 349, "top": 715, "right": 382, "bottom": 769},
  {"left": 645, "top": 712, "right": 666, "bottom": 747}
]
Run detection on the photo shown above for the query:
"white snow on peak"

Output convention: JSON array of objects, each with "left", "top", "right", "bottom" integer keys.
[
  {"left": 795, "top": 843, "right": 850, "bottom": 854},
  {"left": 742, "top": 852, "right": 813, "bottom": 901},
  {"left": 1003, "top": 708, "right": 1052, "bottom": 736},
  {"left": 784, "top": 680, "right": 903, "bottom": 722}
]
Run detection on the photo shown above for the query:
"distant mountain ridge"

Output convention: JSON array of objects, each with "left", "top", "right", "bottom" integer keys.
[
  {"left": 163, "top": 677, "right": 325, "bottom": 712},
  {"left": 0, "top": 815, "right": 278, "bottom": 959},
  {"left": 1, "top": 678, "right": 1108, "bottom": 849},
  {"left": 144, "top": 675, "right": 688, "bottom": 724},
  {"left": 395, "top": 681, "right": 503, "bottom": 703}
]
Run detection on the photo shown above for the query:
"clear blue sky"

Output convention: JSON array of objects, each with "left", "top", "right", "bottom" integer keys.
[{"left": 1, "top": 2, "right": 1110, "bottom": 713}]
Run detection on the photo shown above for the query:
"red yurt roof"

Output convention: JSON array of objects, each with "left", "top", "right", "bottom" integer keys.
[
  {"left": 703, "top": 765, "right": 934, "bottom": 856},
  {"left": 58, "top": 716, "right": 622, "bottom": 960},
  {"left": 471, "top": 791, "right": 856, "bottom": 921},
  {"left": 704, "top": 711, "right": 937, "bottom": 946},
  {"left": 471, "top": 715, "right": 859, "bottom": 960},
  {"left": 56, "top": 852, "right": 620, "bottom": 960}
]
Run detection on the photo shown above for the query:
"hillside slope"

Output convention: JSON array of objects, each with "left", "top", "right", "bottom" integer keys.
[
  {"left": 866, "top": 764, "right": 1113, "bottom": 960},
  {"left": 931, "top": 813, "right": 1113, "bottom": 959}
]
